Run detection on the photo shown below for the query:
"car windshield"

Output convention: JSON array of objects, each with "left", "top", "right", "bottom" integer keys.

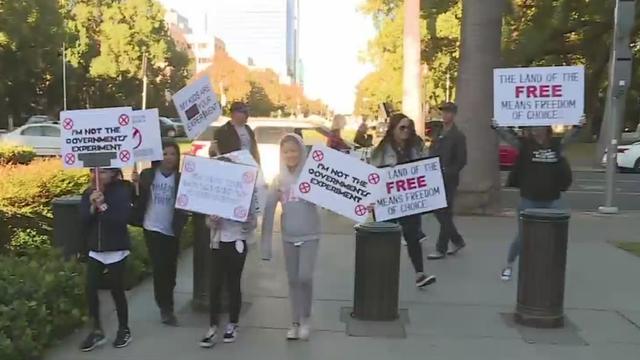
[{"left": 254, "top": 126, "right": 295, "bottom": 144}]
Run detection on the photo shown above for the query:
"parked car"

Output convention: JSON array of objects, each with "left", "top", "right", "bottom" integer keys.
[
  {"left": 499, "top": 141, "right": 519, "bottom": 169},
  {"left": 168, "top": 118, "right": 187, "bottom": 137},
  {"left": 191, "top": 119, "right": 367, "bottom": 183},
  {"left": 602, "top": 141, "right": 640, "bottom": 173},
  {"left": 0, "top": 123, "right": 61, "bottom": 156},
  {"left": 25, "top": 115, "right": 57, "bottom": 125},
  {"left": 159, "top": 117, "right": 184, "bottom": 138}
]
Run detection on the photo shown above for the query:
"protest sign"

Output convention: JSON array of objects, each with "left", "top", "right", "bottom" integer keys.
[
  {"left": 60, "top": 107, "right": 134, "bottom": 169},
  {"left": 172, "top": 76, "right": 222, "bottom": 139},
  {"left": 132, "top": 109, "right": 163, "bottom": 162},
  {"left": 216, "top": 150, "right": 268, "bottom": 214},
  {"left": 374, "top": 157, "right": 448, "bottom": 222},
  {"left": 494, "top": 66, "right": 584, "bottom": 126},
  {"left": 175, "top": 155, "right": 258, "bottom": 221},
  {"left": 295, "top": 145, "right": 381, "bottom": 223}
]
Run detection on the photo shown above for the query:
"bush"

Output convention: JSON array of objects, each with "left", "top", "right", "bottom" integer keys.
[
  {"left": 0, "top": 146, "right": 36, "bottom": 166},
  {"left": 9, "top": 228, "right": 50, "bottom": 253},
  {"left": 0, "top": 248, "right": 86, "bottom": 360}
]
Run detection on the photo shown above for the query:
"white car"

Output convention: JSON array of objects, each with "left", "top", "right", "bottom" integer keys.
[
  {"left": 601, "top": 141, "right": 640, "bottom": 173},
  {"left": 190, "top": 119, "right": 370, "bottom": 183},
  {"left": 0, "top": 123, "right": 61, "bottom": 156}
]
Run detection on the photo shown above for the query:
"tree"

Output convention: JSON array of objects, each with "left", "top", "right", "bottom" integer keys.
[{"left": 454, "top": 0, "right": 504, "bottom": 214}]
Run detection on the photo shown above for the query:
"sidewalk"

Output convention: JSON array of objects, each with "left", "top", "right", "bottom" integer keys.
[{"left": 46, "top": 210, "right": 640, "bottom": 360}]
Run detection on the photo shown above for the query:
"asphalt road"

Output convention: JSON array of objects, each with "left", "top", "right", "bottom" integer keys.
[{"left": 500, "top": 170, "right": 640, "bottom": 210}]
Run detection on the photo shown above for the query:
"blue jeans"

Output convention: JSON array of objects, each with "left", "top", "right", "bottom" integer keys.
[{"left": 507, "top": 197, "right": 563, "bottom": 264}]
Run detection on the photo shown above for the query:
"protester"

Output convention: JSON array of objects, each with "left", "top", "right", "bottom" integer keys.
[
  {"left": 214, "top": 101, "right": 261, "bottom": 162},
  {"left": 131, "top": 139, "right": 188, "bottom": 326},
  {"left": 199, "top": 157, "right": 259, "bottom": 348},
  {"left": 79, "top": 168, "right": 133, "bottom": 352},
  {"left": 370, "top": 113, "right": 436, "bottom": 288},
  {"left": 494, "top": 121, "right": 581, "bottom": 281},
  {"left": 261, "top": 133, "right": 320, "bottom": 341},
  {"left": 353, "top": 120, "right": 373, "bottom": 148},
  {"left": 427, "top": 102, "right": 468, "bottom": 260},
  {"left": 327, "top": 114, "right": 351, "bottom": 151}
]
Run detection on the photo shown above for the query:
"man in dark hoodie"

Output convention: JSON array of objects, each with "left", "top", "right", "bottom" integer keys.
[{"left": 214, "top": 102, "right": 261, "bottom": 163}]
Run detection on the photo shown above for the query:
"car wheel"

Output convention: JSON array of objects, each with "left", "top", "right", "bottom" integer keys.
[
  {"left": 167, "top": 129, "right": 176, "bottom": 137},
  {"left": 634, "top": 158, "right": 640, "bottom": 173}
]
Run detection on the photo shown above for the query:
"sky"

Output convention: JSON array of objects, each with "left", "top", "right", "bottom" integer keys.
[{"left": 158, "top": 0, "right": 376, "bottom": 114}]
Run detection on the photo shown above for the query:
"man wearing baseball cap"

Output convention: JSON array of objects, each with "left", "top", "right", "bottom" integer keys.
[
  {"left": 214, "top": 102, "right": 261, "bottom": 163},
  {"left": 427, "top": 102, "right": 467, "bottom": 260}
]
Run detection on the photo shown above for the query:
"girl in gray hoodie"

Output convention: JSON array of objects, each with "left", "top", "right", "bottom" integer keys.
[{"left": 261, "top": 133, "right": 320, "bottom": 341}]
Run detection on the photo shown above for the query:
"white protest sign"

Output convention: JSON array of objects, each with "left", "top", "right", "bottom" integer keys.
[
  {"left": 132, "top": 109, "right": 163, "bottom": 162},
  {"left": 374, "top": 157, "right": 448, "bottom": 222},
  {"left": 60, "top": 107, "right": 134, "bottom": 169},
  {"left": 216, "top": 150, "right": 268, "bottom": 214},
  {"left": 175, "top": 155, "right": 258, "bottom": 221},
  {"left": 172, "top": 76, "right": 222, "bottom": 139},
  {"left": 493, "top": 65, "right": 584, "bottom": 126},
  {"left": 295, "top": 145, "right": 381, "bottom": 223}
]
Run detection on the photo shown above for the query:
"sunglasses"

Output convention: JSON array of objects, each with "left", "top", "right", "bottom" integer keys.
[{"left": 397, "top": 125, "right": 413, "bottom": 132}]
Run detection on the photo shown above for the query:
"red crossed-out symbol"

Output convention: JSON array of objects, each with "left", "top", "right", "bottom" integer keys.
[
  {"left": 299, "top": 181, "right": 311, "bottom": 194},
  {"left": 184, "top": 160, "right": 195, "bottom": 173},
  {"left": 312, "top": 150, "right": 324, "bottom": 162},
  {"left": 64, "top": 153, "right": 76, "bottom": 165},
  {"left": 368, "top": 173, "right": 380, "bottom": 185},
  {"left": 63, "top": 118, "right": 74, "bottom": 130},
  {"left": 177, "top": 194, "right": 189, "bottom": 207},
  {"left": 354, "top": 204, "right": 368, "bottom": 217},
  {"left": 234, "top": 206, "right": 248, "bottom": 219},
  {"left": 118, "top": 114, "right": 130, "bottom": 126},
  {"left": 132, "top": 127, "right": 142, "bottom": 149},
  {"left": 242, "top": 171, "right": 255, "bottom": 184},
  {"left": 119, "top": 150, "right": 131, "bottom": 162}
]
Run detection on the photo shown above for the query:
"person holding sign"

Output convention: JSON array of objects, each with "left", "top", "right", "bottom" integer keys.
[
  {"left": 261, "top": 134, "right": 321, "bottom": 341},
  {"left": 214, "top": 102, "right": 261, "bottom": 163},
  {"left": 427, "top": 102, "right": 468, "bottom": 260},
  {"left": 131, "top": 139, "right": 188, "bottom": 326},
  {"left": 79, "top": 168, "right": 133, "bottom": 352},
  {"left": 370, "top": 113, "right": 437, "bottom": 288},
  {"left": 199, "top": 158, "right": 259, "bottom": 348},
  {"left": 493, "top": 120, "right": 582, "bottom": 281}
]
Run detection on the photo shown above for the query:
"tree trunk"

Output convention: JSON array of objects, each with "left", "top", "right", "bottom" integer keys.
[
  {"left": 403, "top": 0, "right": 423, "bottom": 136},
  {"left": 454, "top": 0, "right": 505, "bottom": 214}
]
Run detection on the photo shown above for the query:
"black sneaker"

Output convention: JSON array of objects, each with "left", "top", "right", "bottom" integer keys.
[
  {"left": 161, "top": 311, "right": 178, "bottom": 327},
  {"left": 223, "top": 323, "right": 238, "bottom": 343},
  {"left": 113, "top": 327, "right": 132, "bottom": 348},
  {"left": 416, "top": 274, "right": 437, "bottom": 288},
  {"left": 199, "top": 327, "right": 218, "bottom": 348},
  {"left": 79, "top": 330, "right": 107, "bottom": 352}
]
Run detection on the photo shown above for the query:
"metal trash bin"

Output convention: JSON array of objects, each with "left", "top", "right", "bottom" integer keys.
[
  {"left": 51, "top": 195, "right": 83, "bottom": 259},
  {"left": 352, "top": 222, "right": 402, "bottom": 321},
  {"left": 515, "top": 208, "right": 570, "bottom": 328}
]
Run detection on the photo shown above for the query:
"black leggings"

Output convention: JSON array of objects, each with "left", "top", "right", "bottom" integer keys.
[
  {"left": 86, "top": 257, "right": 129, "bottom": 330},
  {"left": 144, "top": 230, "right": 179, "bottom": 313},
  {"left": 209, "top": 241, "right": 247, "bottom": 326},
  {"left": 396, "top": 215, "right": 424, "bottom": 273}
]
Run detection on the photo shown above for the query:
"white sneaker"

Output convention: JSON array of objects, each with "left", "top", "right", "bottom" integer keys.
[
  {"left": 402, "top": 238, "right": 407, "bottom": 246},
  {"left": 298, "top": 319, "right": 311, "bottom": 341},
  {"left": 199, "top": 326, "right": 217, "bottom": 348},
  {"left": 286, "top": 323, "right": 300, "bottom": 340},
  {"left": 500, "top": 267, "right": 513, "bottom": 281}
]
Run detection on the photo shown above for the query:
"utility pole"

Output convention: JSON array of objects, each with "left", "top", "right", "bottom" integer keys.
[
  {"left": 62, "top": 42, "right": 67, "bottom": 111},
  {"left": 403, "top": 0, "right": 423, "bottom": 136},
  {"left": 141, "top": 53, "right": 148, "bottom": 110},
  {"left": 599, "top": 0, "right": 636, "bottom": 214}
]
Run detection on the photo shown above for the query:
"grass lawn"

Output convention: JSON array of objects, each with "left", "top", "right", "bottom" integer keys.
[{"left": 614, "top": 241, "right": 640, "bottom": 257}]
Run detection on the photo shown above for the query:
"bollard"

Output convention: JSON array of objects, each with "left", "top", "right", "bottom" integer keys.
[
  {"left": 352, "top": 222, "right": 402, "bottom": 321},
  {"left": 52, "top": 195, "right": 83, "bottom": 259},
  {"left": 515, "top": 208, "right": 570, "bottom": 328}
]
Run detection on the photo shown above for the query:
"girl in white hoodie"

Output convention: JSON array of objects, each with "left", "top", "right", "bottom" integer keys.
[{"left": 261, "top": 134, "right": 320, "bottom": 341}]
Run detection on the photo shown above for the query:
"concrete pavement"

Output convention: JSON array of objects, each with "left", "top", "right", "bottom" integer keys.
[{"left": 46, "top": 210, "right": 640, "bottom": 360}]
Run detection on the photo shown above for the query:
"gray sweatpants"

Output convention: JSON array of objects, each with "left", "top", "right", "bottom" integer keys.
[{"left": 282, "top": 239, "right": 319, "bottom": 323}]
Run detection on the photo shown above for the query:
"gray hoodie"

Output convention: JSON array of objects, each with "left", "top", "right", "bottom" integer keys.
[{"left": 261, "top": 134, "right": 320, "bottom": 260}]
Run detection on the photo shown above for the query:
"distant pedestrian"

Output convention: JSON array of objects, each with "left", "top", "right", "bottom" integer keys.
[
  {"left": 327, "top": 114, "right": 351, "bottom": 151},
  {"left": 494, "top": 120, "right": 581, "bottom": 281},
  {"left": 215, "top": 102, "right": 261, "bottom": 163},
  {"left": 354, "top": 121, "right": 373, "bottom": 148},
  {"left": 79, "top": 168, "right": 132, "bottom": 352},
  {"left": 427, "top": 102, "right": 467, "bottom": 260},
  {"left": 261, "top": 133, "right": 320, "bottom": 341},
  {"left": 370, "top": 113, "right": 436, "bottom": 288},
  {"left": 131, "top": 139, "right": 188, "bottom": 326}
]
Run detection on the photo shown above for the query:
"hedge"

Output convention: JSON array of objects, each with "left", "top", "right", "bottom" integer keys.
[{"left": 0, "top": 146, "right": 36, "bottom": 166}]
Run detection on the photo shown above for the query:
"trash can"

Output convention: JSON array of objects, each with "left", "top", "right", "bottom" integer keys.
[
  {"left": 515, "top": 208, "right": 570, "bottom": 328},
  {"left": 52, "top": 195, "right": 83, "bottom": 259},
  {"left": 352, "top": 222, "right": 402, "bottom": 321},
  {"left": 192, "top": 214, "right": 211, "bottom": 311}
]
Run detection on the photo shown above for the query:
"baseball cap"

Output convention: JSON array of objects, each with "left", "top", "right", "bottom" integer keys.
[
  {"left": 439, "top": 102, "right": 458, "bottom": 113},
  {"left": 230, "top": 102, "right": 249, "bottom": 114}
]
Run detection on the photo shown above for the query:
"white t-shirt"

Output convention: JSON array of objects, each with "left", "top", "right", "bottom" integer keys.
[
  {"left": 234, "top": 124, "right": 252, "bottom": 151},
  {"left": 89, "top": 251, "right": 130, "bottom": 265},
  {"left": 143, "top": 170, "right": 176, "bottom": 236}
]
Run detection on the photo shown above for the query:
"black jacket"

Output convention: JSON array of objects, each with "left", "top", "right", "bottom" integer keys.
[
  {"left": 80, "top": 181, "right": 132, "bottom": 252},
  {"left": 131, "top": 168, "right": 188, "bottom": 239},
  {"left": 214, "top": 121, "right": 261, "bottom": 163},
  {"left": 429, "top": 124, "right": 467, "bottom": 188},
  {"left": 516, "top": 138, "right": 567, "bottom": 202}
]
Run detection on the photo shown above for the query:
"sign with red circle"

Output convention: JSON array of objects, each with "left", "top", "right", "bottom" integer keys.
[
  {"left": 242, "top": 171, "right": 256, "bottom": 184},
  {"left": 177, "top": 194, "right": 189, "bottom": 207},
  {"left": 312, "top": 150, "right": 324, "bottom": 162},
  {"left": 118, "top": 114, "right": 130, "bottom": 126},
  {"left": 119, "top": 150, "right": 131, "bottom": 162},
  {"left": 354, "top": 204, "right": 368, "bottom": 217},
  {"left": 64, "top": 153, "right": 76, "bottom": 165},
  {"left": 63, "top": 118, "right": 74, "bottom": 130},
  {"left": 299, "top": 182, "right": 311, "bottom": 194},
  {"left": 184, "top": 160, "right": 196, "bottom": 173},
  {"left": 368, "top": 173, "right": 380, "bottom": 185},
  {"left": 234, "top": 206, "right": 248, "bottom": 219},
  {"left": 132, "top": 127, "right": 142, "bottom": 149}
]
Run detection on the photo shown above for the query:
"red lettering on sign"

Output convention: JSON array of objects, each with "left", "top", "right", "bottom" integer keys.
[
  {"left": 417, "top": 175, "right": 427, "bottom": 188},
  {"left": 406, "top": 177, "right": 417, "bottom": 190},
  {"left": 552, "top": 84, "right": 562, "bottom": 97},
  {"left": 539, "top": 85, "right": 550, "bottom": 97},
  {"left": 515, "top": 85, "right": 563, "bottom": 98},
  {"left": 386, "top": 176, "right": 428, "bottom": 194}
]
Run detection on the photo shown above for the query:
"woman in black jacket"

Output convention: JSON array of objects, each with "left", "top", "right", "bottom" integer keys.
[
  {"left": 131, "top": 139, "right": 187, "bottom": 326},
  {"left": 79, "top": 168, "right": 133, "bottom": 352}
]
